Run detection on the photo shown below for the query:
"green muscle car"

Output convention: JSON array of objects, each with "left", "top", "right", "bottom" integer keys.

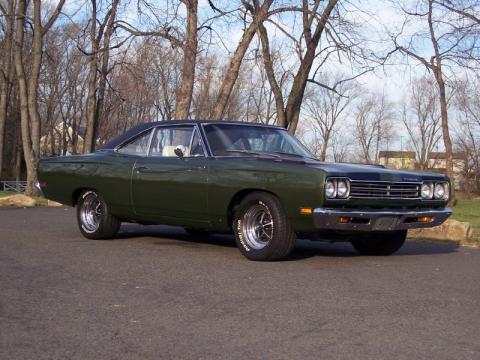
[{"left": 37, "top": 120, "right": 452, "bottom": 261}]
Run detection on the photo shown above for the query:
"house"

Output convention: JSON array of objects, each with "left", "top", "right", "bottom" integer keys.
[
  {"left": 378, "top": 150, "right": 466, "bottom": 190},
  {"left": 378, "top": 151, "right": 416, "bottom": 170},
  {"left": 40, "top": 123, "right": 84, "bottom": 156}
]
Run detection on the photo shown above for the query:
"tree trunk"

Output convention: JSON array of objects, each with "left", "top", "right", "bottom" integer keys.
[
  {"left": 28, "top": 0, "right": 43, "bottom": 161},
  {"left": 15, "top": 143, "right": 22, "bottom": 181},
  {"left": 13, "top": 0, "right": 38, "bottom": 195},
  {"left": 285, "top": 0, "right": 338, "bottom": 134},
  {"left": 174, "top": 0, "right": 197, "bottom": 119},
  {"left": 83, "top": 1, "right": 99, "bottom": 153},
  {"left": 258, "top": 23, "right": 286, "bottom": 127},
  {"left": 436, "top": 71, "right": 455, "bottom": 202},
  {"left": 212, "top": 0, "right": 273, "bottom": 120},
  {"left": 320, "top": 137, "right": 329, "bottom": 161},
  {"left": 95, "top": 0, "right": 119, "bottom": 148},
  {"left": 428, "top": 0, "right": 455, "bottom": 203},
  {"left": 0, "top": 0, "right": 15, "bottom": 179}
]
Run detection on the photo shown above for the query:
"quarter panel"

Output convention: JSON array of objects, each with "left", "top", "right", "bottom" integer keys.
[
  {"left": 207, "top": 157, "right": 325, "bottom": 231},
  {"left": 38, "top": 152, "right": 136, "bottom": 219}
]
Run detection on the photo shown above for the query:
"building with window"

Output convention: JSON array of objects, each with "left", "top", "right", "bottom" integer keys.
[{"left": 378, "top": 151, "right": 466, "bottom": 190}]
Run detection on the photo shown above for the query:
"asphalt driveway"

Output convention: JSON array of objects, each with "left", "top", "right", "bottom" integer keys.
[{"left": 1, "top": 207, "right": 479, "bottom": 359}]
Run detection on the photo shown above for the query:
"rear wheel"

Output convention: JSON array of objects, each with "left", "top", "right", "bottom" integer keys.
[
  {"left": 350, "top": 230, "right": 407, "bottom": 256},
  {"left": 233, "top": 192, "right": 296, "bottom": 261},
  {"left": 77, "top": 190, "right": 120, "bottom": 239}
]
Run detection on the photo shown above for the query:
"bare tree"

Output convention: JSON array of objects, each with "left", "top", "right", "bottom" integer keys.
[
  {"left": 13, "top": 0, "right": 65, "bottom": 194},
  {"left": 331, "top": 130, "right": 352, "bottom": 163},
  {"left": 83, "top": 0, "right": 120, "bottom": 153},
  {"left": 454, "top": 77, "right": 480, "bottom": 193},
  {"left": 211, "top": 0, "right": 274, "bottom": 119},
  {"left": 117, "top": 0, "right": 199, "bottom": 120},
  {"left": 175, "top": 0, "right": 197, "bottom": 119},
  {"left": 354, "top": 92, "right": 394, "bottom": 164},
  {"left": 0, "top": 0, "right": 15, "bottom": 178},
  {"left": 391, "top": 0, "right": 475, "bottom": 201},
  {"left": 303, "top": 75, "right": 356, "bottom": 161},
  {"left": 434, "top": 1, "right": 480, "bottom": 25},
  {"left": 402, "top": 77, "right": 442, "bottom": 170},
  {"left": 258, "top": 0, "right": 341, "bottom": 133}
]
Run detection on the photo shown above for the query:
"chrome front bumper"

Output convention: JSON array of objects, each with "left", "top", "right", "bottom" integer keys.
[{"left": 313, "top": 208, "right": 452, "bottom": 232}]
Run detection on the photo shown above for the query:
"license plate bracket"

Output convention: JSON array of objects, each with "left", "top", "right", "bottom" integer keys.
[{"left": 373, "top": 216, "right": 398, "bottom": 231}]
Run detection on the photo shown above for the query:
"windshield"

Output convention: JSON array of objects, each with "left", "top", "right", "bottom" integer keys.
[{"left": 203, "top": 124, "right": 316, "bottom": 159}]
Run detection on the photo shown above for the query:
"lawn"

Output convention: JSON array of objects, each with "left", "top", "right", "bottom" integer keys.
[
  {"left": 452, "top": 199, "right": 480, "bottom": 230},
  {"left": 0, "top": 191, "right": 49, "bottom": 206}
]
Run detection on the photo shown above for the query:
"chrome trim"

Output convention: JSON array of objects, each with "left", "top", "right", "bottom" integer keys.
[
  {"left": 146, "top": 127, "right": 156, "bottom": 156},
  {"left": 198, "top": 123, "right": 213, "bottom": 157},
  {"left": 114, "top": 126, "right": 157, "bottom": 153},
  {"left": 313, "top": 208, "right": 452, "bottom": 231},
  {"left": 199, "top": 122, "right": 316, "bottom": 160},
  {"left": 34, "top": 180, "right": 44, "bottom": 196},
  {"left": 79, "top": 192, "right": 102, "bottom": 232},
  {"left": 201, "top": 121, "right": 281, "bottom": 130},
  {"left": 189, "top": 126, "right": 207, "bottom": 157},
  {"left": 240, "top": 203, "right": 274, "bottom": 250},
  {"left": 347, "top": 178, "right": 422, "bottom": 200}
]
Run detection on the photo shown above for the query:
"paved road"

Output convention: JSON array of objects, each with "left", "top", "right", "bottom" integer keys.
[{"left": 1, "top": 207, "right": 479, "bottom": 360}]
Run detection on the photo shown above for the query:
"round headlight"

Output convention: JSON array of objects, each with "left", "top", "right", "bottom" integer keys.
[
  {"left": 337, "top": 179, "right": 349, "bottom": 198},
  {"left": 421, "top": 182, "right": 433, "bottom": 199},
  {"left": 434, "top": 182, "right": 449, "bottom": 200},
  {"left": 325, "top": 180, "right": 336, "bottom": 198}
]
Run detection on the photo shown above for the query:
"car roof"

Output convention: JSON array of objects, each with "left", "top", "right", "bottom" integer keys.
[{"left": 99, "top": 120, "right": 282, "bottom": 151}]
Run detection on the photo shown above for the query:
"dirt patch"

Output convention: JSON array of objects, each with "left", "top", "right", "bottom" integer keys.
[{"left": 0, "top": 194, "right": 36, "bottom": 207}]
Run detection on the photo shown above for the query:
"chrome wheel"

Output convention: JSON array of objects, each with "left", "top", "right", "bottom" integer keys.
[
  {"left": 80, "top": 192, "right": 102, "bottom": 232},
  {"left": 241, "top": 203, "right": 274, "bottom": 250}
]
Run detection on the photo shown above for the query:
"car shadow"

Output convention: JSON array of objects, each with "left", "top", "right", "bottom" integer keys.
[
  {"left": 115, "top": 224, "right": 237, "bottom": 249},
  {"left": 288, "top": 238, "right": 460, "bottom": 261},
  {"left": 114, "top": 224, "right": 461, "bottom": 260}
]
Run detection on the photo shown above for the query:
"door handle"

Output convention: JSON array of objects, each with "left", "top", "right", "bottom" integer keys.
[{"left": 135, "top": 165, "right": 149, "bottom": 173}]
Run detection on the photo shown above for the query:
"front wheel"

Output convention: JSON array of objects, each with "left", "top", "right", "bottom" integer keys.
[
  {"left": 77, "top": 190, "right": 120, "bottom": 239},
  {"left": 350, "top": 230, "right": 407, "bottom": 256},
  {"left": 233, "top": 192, "right": 296, "bottom": 261}
]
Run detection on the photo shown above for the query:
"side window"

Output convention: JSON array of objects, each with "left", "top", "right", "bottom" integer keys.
[
  {"left": 117, "top": 129, "right": 152, "bottom": 155},
  {"left": 150, "top": 126, "right": 194, "bottom": 157},
  {"left": 190, "top": 129, "right": 205, "bottom": 157}
]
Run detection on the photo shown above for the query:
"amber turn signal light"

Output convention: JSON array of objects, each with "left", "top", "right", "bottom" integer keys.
[
  {"left": 300, "top": 207, "right": 313, "bottom": 215},
  {"left": 337, "top": 216, "right": 351, "bottom": 224},
  {"left": 418, "top": 216, "right": 434, "bottom": 223}
]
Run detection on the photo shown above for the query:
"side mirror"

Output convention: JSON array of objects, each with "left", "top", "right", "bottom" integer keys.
[{"left": 174, "top": 145, "right": 186, "bottom": 158}]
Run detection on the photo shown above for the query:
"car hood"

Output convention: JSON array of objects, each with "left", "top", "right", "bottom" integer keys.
[{"left": 305, "top": 160, "right": 448, "bottom": 182}]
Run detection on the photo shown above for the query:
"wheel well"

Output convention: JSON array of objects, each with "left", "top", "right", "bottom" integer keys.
[
  {"left": 72, "top": 188, "right": 96, "bottom": 206},
  {"left": 227, "top": 189, "right": 278, "bottom": 227}
]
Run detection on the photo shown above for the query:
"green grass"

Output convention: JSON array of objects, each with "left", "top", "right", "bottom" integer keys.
[
  {"left": 0, "top": 190, "right": 49, "bottom": 206},
  {"left": 452, "top": 199, "right": 480, "bottom": 245},
  {"left": 452, "top": 199, "right": 480, "bottom": 229}
]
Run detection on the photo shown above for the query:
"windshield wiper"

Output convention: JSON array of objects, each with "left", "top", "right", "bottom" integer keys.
[
  {"left": 225, "top": 150, "right": 280, "bottom": 158},
  {"left": 270, "top": 151, "right": 317, "bottom": 160}
]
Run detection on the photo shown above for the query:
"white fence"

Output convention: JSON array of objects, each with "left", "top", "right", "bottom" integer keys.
[{"left": 1, "top": 181, "right": 28, "bottom": 192}]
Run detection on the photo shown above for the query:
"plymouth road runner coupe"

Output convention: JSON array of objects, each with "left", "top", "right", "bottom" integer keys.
[{"left": 38, "top": 120, "right": 452, "bottom": 261}]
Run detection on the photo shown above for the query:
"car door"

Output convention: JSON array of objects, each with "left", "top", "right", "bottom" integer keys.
[{"left": 131, "top": 125, "right": 209, "bottom": 223}]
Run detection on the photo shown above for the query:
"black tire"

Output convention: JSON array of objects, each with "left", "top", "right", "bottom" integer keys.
[
  {"left": 233, "top": 192, "right": 296, "bottom": 261},
  {"left": 350, "top": 230, "right": 407, "bottom": 256},
  {"left": 76, "top": 190, "right": 120, "bottom": 239}
]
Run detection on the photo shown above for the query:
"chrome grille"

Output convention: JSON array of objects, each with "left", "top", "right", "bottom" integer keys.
[{"left": 349, "top": 181, "right": 421, "bottom": 199}]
